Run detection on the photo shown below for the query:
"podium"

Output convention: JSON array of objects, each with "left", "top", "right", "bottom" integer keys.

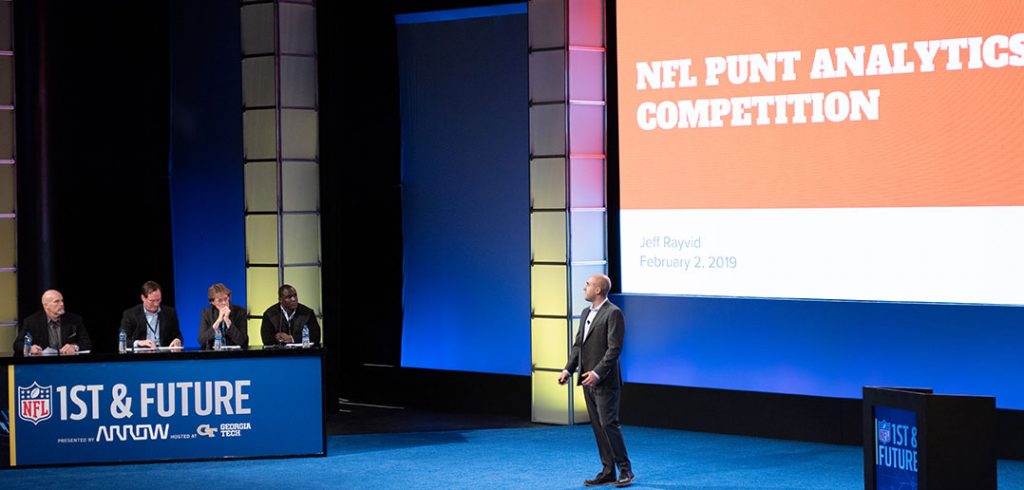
[{"left": 862, "top": 386, "right": 995, "bottom": 490}]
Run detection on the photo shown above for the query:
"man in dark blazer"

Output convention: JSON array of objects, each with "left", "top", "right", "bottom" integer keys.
[
  {"left": 261, "top": 284, "right": 321, "bottom": 347},
  {"left": 198, "top": 283, "right": 249, "bottom": 349},
  {"left": 13, "top": 289, "right": 91, "bottom": 355},
  {"left": 559, "top": 274, "right": 634, "bottom": 487},
  {"left": 120, "top": 281, "right": 183, "bottom": 348}
]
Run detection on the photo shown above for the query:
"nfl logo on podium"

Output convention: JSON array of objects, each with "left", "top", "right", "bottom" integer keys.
[
  {"left": 18, "top": 382, "right": 54, "bottom": 425},
  {"left": 877, "top": 420, "right": 891, "bottom": 445}
]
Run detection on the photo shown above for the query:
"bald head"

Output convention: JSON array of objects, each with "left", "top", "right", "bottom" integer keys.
[
  {"left": 583, "top": 274, "right": 612, "bottom": 305},
  {"left": 41, "top": 290, "right": 65, "bottom": 320}
]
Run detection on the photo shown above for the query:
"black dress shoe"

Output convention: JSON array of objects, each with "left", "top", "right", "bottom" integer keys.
[
  {"left": 583, "top": 473, "right": 616, "bottom": 486},
  {"left": 614, "top": 470, "right": 635, "bottom": 487}
]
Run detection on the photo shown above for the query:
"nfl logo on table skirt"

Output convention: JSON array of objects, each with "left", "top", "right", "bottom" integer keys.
[
  {"left": 18, "top": 382, "right": 53, "bottom": 425},
  {"left": 877, "top": 420, "right": 892, "bottom": 445}
]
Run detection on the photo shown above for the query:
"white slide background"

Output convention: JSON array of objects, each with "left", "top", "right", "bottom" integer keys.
[{"left": 621, "top": 207, "right": 1024, "bottom": 305}]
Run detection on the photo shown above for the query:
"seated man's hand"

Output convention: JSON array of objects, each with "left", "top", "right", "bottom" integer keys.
[
  {"left": 59, "top": 343, "right": 79, "bottom": 355},
  {"left": 137, "top": 339, "right": 157, "bottom": 349},
  {"left": 169, "top": 338, "right": 183, "bottom": 348},
  {"left": 30, "top": 344, "right": 43, "bottom": 355},
  {"left": 275, "top": 332, "right": 294, "bottom": 344}
]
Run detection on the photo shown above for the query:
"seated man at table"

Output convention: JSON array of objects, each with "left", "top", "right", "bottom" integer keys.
[
  {"left": 120, "top": 280, "right": 183, "bottom": 349},
  {"left": 13, "top": 289, "right": 92, "bottom": 355},
  {"left": 261, "top": 284, "right": 321, "bottom": 347},
  {"left": 198, "top": 283, "right": 249, "bottom": 349}
]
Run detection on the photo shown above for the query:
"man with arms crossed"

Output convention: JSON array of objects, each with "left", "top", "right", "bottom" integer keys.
[
  {"left": 13, "top": 289, "right": 91, "bottom": 355},
  {"left": 558, "top": 274, "right": 634, "bottom": 487}
]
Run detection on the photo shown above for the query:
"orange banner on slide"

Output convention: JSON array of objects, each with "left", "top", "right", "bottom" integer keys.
[{"left": 617, "top": 1, "right": 1024, "bottom": 209}]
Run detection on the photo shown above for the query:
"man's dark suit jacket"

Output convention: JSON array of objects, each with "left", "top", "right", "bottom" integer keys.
[
  {"left": 120, "top": 304, "right": 183, "bottom": 347},
  {"left": 197, "top": 304, "right": 249, "bottom": 349},
  {"left": 260, "top": 303, "right": 321, "bottom": 347},
  {"left": 564, "top": 300, "right": 624, "bottom": 387},
  {"left": 13, "top": 311, "right": 92, "bottom": 355}
]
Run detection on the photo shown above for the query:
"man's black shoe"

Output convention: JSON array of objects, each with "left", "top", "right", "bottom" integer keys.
[
  {"left": 614, "top": 470, "right": 635, "bottom": 487},
  {"left": 583, "top": 473, "right": 616, "bottom": 486}
]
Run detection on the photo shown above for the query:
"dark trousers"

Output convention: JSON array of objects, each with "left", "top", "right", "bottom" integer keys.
[{"left": 584, "top": 382, "right": 631, "bottom": 476}]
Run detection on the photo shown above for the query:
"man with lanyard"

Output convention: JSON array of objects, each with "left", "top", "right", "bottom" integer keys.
[{"left": 121, "top": 280, "right": 183, "bottom": 349}]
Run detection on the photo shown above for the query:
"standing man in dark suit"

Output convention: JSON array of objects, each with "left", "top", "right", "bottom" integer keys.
[
  {"left": 120, "top": 281, "right": 183, "bottom": 348},
  {"left": 559, "top": 274, "right": 634, "bottom": 487},
  {"left": 198, "top": 283, "right": 249, "bottom": 349},
  {"left": 260, "top": 284, "right": 321, "bottom": 347},
  {"left": 13, "top": 289, "right": 91, "bottom": 355}
]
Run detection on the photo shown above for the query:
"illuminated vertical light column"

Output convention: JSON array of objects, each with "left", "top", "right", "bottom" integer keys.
[
  {"left": 0, "top": 0, "right": 15, "bottom": 350},
  {"left": 240, "top": 0, "right": 322, "bottom": 347},
  {"left": 529, "top": 0, "right": 606, "bottom": 424}
]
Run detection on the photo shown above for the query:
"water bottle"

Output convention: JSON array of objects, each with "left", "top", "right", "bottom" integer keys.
[
  {"left": 23, "top": 331, "right": 32, "bottom": 356},
  {"left": 302, "top": 323, "right": 310, "bottom": 348},
  {"left": 118, "top": 327, "right": 127, "bottom": 354},
  {"left": 213, "top": 325, "right": 223, "bottom": 351}
]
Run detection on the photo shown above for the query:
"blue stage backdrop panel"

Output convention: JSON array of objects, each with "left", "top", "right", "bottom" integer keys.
[
  {"left": 397, "top": 5, "right": 530, "bottom": 376},
  {"left": 168, "top": 0, "right": 247, "bottom": 347},
  {"left": 615, "top": 294, "right": 1024, "bottom": 409}
]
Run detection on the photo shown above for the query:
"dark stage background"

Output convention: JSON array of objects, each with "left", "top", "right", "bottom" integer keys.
[{"left": 15, "top": 1, "right": 175, "bottom": 353}]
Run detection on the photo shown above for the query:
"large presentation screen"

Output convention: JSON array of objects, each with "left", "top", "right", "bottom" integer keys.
[{"left": 617, "top": 1, "right": 1024, "bottom": 305}]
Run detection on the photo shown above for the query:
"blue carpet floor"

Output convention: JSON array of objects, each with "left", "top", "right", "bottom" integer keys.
[{"left": 2, "top": 425, "right": 1023, "bottom": 489}]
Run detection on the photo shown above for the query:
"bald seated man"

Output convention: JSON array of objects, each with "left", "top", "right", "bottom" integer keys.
[{"left": 13, "top": 290, "right": 92, "bottom": 356}]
